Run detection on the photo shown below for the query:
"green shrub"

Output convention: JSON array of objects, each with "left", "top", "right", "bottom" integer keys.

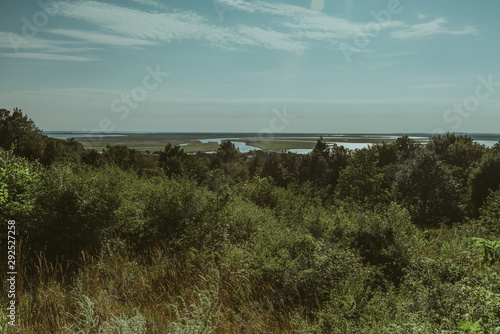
[
  {"left": 326, "top": 203, "right": 419, "bottom": 284},
  {"left": 144, "top": 176, "right": 219, "bottom": 250},
  {"left": 475, "top": 189, "right": 500, "bottom": 235},
  {"left": 0, "top": 148, "right": 42, "bottom": 222},
  {"left": 29, "top": 165, "right": 124, "bottom": 260}
]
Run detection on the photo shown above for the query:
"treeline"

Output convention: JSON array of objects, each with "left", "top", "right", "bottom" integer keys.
[{"left": 1, "top": 108, "right": 500, "bottom": 332}]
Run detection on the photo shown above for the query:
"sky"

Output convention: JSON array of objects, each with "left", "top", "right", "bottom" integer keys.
[{"left": 0, "top": 0, "right": 499, "bottom": 133}]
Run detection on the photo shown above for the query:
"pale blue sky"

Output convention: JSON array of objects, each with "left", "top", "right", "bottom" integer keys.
[{"left": 0, "top": 0, "right": 499, "bottom": 133}]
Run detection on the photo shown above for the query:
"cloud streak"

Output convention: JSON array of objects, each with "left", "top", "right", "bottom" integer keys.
[
  {"left": 391, "top": 18, "right": 477, "bottom": 39},
  {"left": 45, "top": 29, "right": 159, "bottom": 47},
  {"left": 1, "top": 52, "right": 99, "bottom": 62},
  {"left": 46, "top": 0, "right": 306, "bottom": 52}
]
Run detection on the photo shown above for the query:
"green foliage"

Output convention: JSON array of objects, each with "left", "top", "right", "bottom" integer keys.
[
  {"left": 251, "top": 220, "right": 365, "bottom": 309},
  {"left": 28, "top": 165, "right": 125, "bottom": 260},
  {"left": 241, "top": 176, "right": 279, "bottom": 208},
  {"left": 473, "top": 238, "right": 500, "bottom": 265},
  {"left": 167, "top": 283, "right": 220, "bottom": 334},
  {"left": 493, "top": 140, "right": 500, "bottom": 153},
  {"left": 183, "top": 153, "right": 211, "bottom": 183},
  {"left": 469, "top": 152, "right": 500, "bottom": 215},
  {"left": 0, "top": 107, "right": 45, "bottom": 160},
  {"left": 327, "top": 203, "right": 419, "bottom": 284},
  {"left": 298, "top": 139, "right": 350, "bottom": 192},
  {"left": 158, "top": 143, "right": 186, "bottom": 177},
  {"left": 393, "top": 149, "right": 463, "bottom": 226},
  {"left": 335, "top": 147, "right": 390, "bottom": 208},
  {"left": 0, "top": 148, "right": 42, "bottom": 222},
  {"left": 394, "top": 135, "right": 421, "bottom": 161},
  {"left": 102, "top": 145, "right": 157, "bottom": 173},
  {"left": 0, "top": 108, "right": 86, "bottom": 165},
  {"left": 479, "top": 190, "right": 500, "bottom": 234},
  {"left": 211, "top": 140, "right": 240, "bottom": 168},
  {"left": 428, "top": 133, "right": 485, "bottom": 170},
  {"left": 143, "top": 176, "right": 225, "bottom": 250},
  {"left": 260, "top": 152, "right": 299, "bottom": 187},
  {"left": 3, "top": 116, "right": 500, "bottom": 333},
  {"left": 373, "top": 141, "right": 398, "bottom": 167},
  {"left": 459, "top": 318, "right": 481, "bottom": 332},
  {"left": 69, "top": 295, "right": 99, "bottom": 334}
]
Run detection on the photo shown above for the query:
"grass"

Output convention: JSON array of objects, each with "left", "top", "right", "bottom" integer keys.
[
  {"left": 1, "top": 240, "right": 291, "bottom": 333},
  {"left": 3, "top": 226, "right": 499, "bottom": 333}
]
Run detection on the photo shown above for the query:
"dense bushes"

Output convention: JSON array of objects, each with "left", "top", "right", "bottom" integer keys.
[
  {"left": 27, "top": 165, "right": 125, "bottom": 260},
  {"left": 2, "top": 109, "right": 500, "bottom": 332}
]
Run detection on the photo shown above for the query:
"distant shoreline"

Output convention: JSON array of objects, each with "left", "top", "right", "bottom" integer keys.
[{"left": 44, "top": 132, "right": 500, "bottom": 153}]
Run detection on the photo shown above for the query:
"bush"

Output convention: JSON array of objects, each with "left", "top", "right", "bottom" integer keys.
[
  {"left": 250, "top": 220, "right": 366, "bottom": 310},
  {"left": 143, "top": 176, "right": 220, "bottom": 250},
  {"left": 0, "top": 148, "right": 42, "bottom": 223},
  {"left": 28, "top": 165, "right": 124, "bottom": 260},
  {"left": 473, "top": 189, "right": 500, "bottom": 235},
  {"left": 326, "top": 203, "right": 419, "bottom": 284}
]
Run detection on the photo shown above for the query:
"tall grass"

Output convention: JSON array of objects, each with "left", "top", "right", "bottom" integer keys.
[{"left": 0, "top": 239, "right": 294, "bottom": 333}]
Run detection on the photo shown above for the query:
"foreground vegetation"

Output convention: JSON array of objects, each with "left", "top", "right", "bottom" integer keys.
[{"left": 1, "top": 108, "right": 500, "bottom": 333}]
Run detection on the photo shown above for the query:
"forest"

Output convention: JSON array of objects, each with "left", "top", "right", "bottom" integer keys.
[{"left": 1, "top": 107, "right": 500, "bottom": 333}]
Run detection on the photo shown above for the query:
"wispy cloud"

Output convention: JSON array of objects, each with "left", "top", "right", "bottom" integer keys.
[
  {"left": 5, "top": 1, "right": 478, "bottom": 59},
  {"left": 236, "top": 26, "right": 307, "bottom": 52},
  {"left": 0, "top": 32, "right": 100, "bottom": 61},
  {"left": 391, "top": 18, "right": 477, "bottom": 39},
  {"left": 130, "top": 0, "right": 163, "bottom": 9},
  {"left": 0, "top": 32, "right": 58, "bottom": 51},
  {"left": 45, "top": 29, "right": 159, "bottom": 47},
  {"left": 216, "top": 0, "right": 404, "bottom": 40},
  {"left": 45, "top": 0, "right": 308, "bottom": 52},
  {"left": 1, "top": 52, "right": 99, "bottom": 62}
]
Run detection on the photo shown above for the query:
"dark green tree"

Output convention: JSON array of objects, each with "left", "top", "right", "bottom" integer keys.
[
  {"left": 427, "top": 133, "right": 484, "bottom": 170},
  {"left": 103, "top": 145, "right": 157, "bottom": 173},
  {"left": 469, "top": 152, "right": 500, "bottom": 215},
  {"left": 0, "top": 108, "right": 45, "bottom": 160},
  {"left": 393, "top": 149, "right": 463, "bottom": 226},
  {"left": 159, "top": 143, "right": 187, "bottom": 177},
  {"left": 394, "top": 135, "right": 421, "bottom": 161},
  {"left": 335, "top": 148, "right": 389, "bottom": 208}
]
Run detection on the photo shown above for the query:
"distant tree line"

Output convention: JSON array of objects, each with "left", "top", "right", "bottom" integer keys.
[{"left": 2, "top": 108, "right": 500, "bottom": 229}]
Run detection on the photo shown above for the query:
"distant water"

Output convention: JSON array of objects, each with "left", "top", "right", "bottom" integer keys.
[
  {"left": 279, "top": 139, "right": 497, "bottom": 154},
  {"left": 477, "top": 140, "right": 498, "bottom": 147},
  {"left": 198, "top": 138, "right": 261, "bottom": 153}
]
